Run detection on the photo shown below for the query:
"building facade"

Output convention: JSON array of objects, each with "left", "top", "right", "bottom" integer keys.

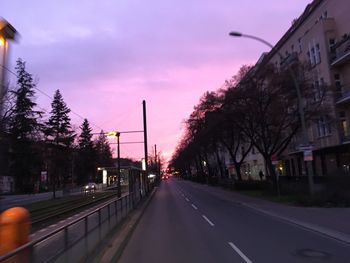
[{"left": 264, "top": 0, "right": 350, "bottom": 177}]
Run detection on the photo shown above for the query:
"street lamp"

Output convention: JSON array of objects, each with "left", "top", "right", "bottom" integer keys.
[
  {"left": 229, "top": 31, "right": 314, "bottom": 196},
  {"left": 0, "top": 19, "right": 17, "bottom": 117},
  {"left": 107, "top": 131, "right": 122, "bottom": 197}
]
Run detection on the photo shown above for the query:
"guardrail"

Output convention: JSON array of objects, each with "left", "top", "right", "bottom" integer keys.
[{"left": 0, "top": 191, "right": 142, "bottom": 263}]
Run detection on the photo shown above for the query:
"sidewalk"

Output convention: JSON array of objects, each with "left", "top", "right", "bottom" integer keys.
[
  {"left": 90, "top": 188, "right": 158, "bottom": 263},
  {"left": 183, "top": 180, "right": 350, "bottom": 244}
]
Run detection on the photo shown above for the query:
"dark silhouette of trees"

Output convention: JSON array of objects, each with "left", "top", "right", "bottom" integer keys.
[
  {"left": 45, "top": 89, "right": 76, "bottom": 197},
  {"left": 45, "top": 90, "right": 75, "bottom": 146},
  {"left": 76, "top": 119, "right": 95, "bottom": 185},
  {"left": 171, "top": 61, "right": 327, "bottom": 192},
  {"left": 8, "top": 58, "right": 43, "bottom": 192},
  {"left": 94, "top": 130, "right": 114, "bottom": 180}
]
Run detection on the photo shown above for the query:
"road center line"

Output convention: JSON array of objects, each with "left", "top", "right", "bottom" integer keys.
[
  {"left": 185, "top": 198, "right": 190, "bottom": 202},
  {"left": 202, "top": 215, "right": 215, "bottom": 226},
  {"left": 228, "top": 242, "right": 252, "bottom": 263},
  {"left": 191, "top": 204, "right": 198, "bottom": 210}
]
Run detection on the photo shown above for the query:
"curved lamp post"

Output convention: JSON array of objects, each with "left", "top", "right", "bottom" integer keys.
[
  {"left": 0, "top": 19, "right": 17, "bottom": 117},
  {"left": 229, "top": 31, "right": 314, "bottom": 196}
]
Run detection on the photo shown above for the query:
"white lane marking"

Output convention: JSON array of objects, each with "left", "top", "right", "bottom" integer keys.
[
  {"left": 185, "top": 198, "right": 190, "bottom": 202},
  {"left": 228, "top": 242, "right": 252, "bottom": 263},
  {"left": 50, "top": 224, "right": 57, "bottom": 227},
  {"left": 191, "top": 204, "right": 198, "bottom": 210},
  {"left": 39, "top": 228, "right": 47, "bottom": 232},
  {"left": 202, "top": 215, "right": 214, "bottom": 226},
  {"left": 181, "top": 194, "right": 185, "bottom": 197}
]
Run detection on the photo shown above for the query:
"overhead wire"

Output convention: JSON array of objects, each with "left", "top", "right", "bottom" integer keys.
[{"left": 0, "top": 64, "right": 105, "bottom": 131}]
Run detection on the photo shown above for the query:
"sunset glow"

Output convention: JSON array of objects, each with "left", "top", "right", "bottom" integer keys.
[{"left": 2, "top": 0, "right": 312, "bottom": 161}]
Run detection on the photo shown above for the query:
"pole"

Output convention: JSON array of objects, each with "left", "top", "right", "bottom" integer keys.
[
  {"left": 229, "top": 32, "right": 314, "bottom": 196},
  {"left": 0, "top": 38, "right": 7, "bottom": 118},
  {"left": 143, "top": 100, "right": 149, "bottom": 193},
  {"left": 154, "top": 144, "right": 158, "bottom": 183},
  {"left": 117, "top": 132, "right": 121, "bottom": 198}
]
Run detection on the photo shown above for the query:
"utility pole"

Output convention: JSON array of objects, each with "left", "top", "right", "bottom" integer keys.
[
  {"left": 154, "top": 144, "right": 158, "bottom": 183},
  {"left": 143, "top": 100, "right": 149, "bottom": 193},
  {"left": 117, "top": 132, "right": 121, "bottom": 198}
]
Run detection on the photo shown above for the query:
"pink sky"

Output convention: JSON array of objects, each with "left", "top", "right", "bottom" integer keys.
[{"left": 2, "top": 0, "right": 311, "bottom": 161}]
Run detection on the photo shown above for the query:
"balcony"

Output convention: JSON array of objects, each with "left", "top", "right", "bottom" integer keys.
[
  {"left": 341, "top": 135, "right": 350, "bottom": 144},
  {"left": 330, "top": 35, "right": 350, "bottom": 67},
  {"left": 280, "top": 52, "right": 299, "bottom": 68},
  {"left": 335, "top": 90, "right": 350, "bottom": 105}
]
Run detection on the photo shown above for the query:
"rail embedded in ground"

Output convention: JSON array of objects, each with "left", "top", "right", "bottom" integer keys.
[{"left": 0, "top": 191, "right": 143, "bottom": 263}]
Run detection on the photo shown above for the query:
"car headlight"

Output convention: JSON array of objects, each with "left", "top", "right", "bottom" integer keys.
[{"left": 85, "top": 185, "right": 89, "bottom": 189}]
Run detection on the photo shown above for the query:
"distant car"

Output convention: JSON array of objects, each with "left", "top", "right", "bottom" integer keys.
[
  {"left": 84, "top": 182, "right": 97, "bottom": 193},
  {"left": 162, "top": 175, "right": 169, "bottom": 180}
]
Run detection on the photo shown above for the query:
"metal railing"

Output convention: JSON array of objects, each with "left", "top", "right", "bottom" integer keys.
[{"left": 0, "top": 191, "right": 142, "bottom": 263}]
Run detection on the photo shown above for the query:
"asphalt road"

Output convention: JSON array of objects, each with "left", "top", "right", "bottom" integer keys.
[{"left": 119, "top": 179, "right": 350, "bottom": 263}]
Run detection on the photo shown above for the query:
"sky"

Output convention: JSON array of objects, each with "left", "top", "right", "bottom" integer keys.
[{"left": 1, "top": 0, "right": 311, "bottom": 161}]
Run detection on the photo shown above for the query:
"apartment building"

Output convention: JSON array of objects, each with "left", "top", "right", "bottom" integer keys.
[{"left": 262, "top": 0, "right": 350, "bottom": 177}]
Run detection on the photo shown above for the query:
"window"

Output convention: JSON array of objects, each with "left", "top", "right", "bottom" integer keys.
[
  {"left": 317, "top": 116, "right": 332, "bottom": 137},
  {"left": 311, "top": 47, "right": 316, "bottom": 65},
  {"left": 323, "top": 11, "right": 328, "bottom": 19},
  {"left": 329, "top": 38, "right": 335, "bottom": 50},
  {"left": 334, "top": 73, "right": 342, "bottom": 93},
  {"left": 313, "top": 78, "right": 324, "bottom": 102},
  {"left": 307, "top": 51, "right": 311, "bottom": 64},
  {"left": 298, "top": 38, "right": 302, "bottom": 53},
  {"left": 340, "top": 112, "right": 349, "bottom": 137},
  {"left": 308, "top": 43, "right": 321, "bottom": 66},
  {"left": 315, "top": 44, "right": 321, "bottom": 64}
]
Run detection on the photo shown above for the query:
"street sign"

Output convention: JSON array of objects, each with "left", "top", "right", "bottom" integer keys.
[
  {"left": 303, "top": 150, "right": 313, "bottom": 161},
  {"left": 299, "top": 145, "right": 313, "bottom": 151},
  {"left": 271, "top": 154, "right": 279, "bottom": 165}
]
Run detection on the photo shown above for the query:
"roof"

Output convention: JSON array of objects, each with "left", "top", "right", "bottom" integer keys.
[{"left": 266, "top": 0, "right": 324, "bottom": 61}]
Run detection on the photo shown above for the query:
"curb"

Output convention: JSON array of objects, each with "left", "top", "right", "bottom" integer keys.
[
  {"left": 96, "top": 187, "right": 158, "bottom": 263},
  {"left": 240, "top": 202, "right": 350, "bottom": 245}
]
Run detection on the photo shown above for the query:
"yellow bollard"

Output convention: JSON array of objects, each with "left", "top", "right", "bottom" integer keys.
[{"left": 0, "top": 207, "right": 31, "bottom": 261}]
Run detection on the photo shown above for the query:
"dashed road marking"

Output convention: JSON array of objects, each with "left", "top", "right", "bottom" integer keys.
[
  {"left": 185, "top": 198, "right": 190, "bottom": 202},
  {"left": 50, "top": 224, "right": 57, "bottom": 227},
  {"left": 191, "top": 204, "right": 198, "bottom": 210},
  {"left": 202, "top": 215, "right": 214, "bottom": 226},
  {"left": 228, "top": 242, "right": 252, "bottom": 263}
]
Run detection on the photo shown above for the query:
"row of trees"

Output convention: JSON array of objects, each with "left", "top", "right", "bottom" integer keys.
[
  {"left": 170, "top": 61, "right": 327, "bottom": 186},
  {"left": 0, "top": 58, "right": 114, "bottom": 193}
]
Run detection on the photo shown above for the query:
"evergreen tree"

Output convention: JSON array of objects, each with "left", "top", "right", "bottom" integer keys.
[
  {"left": 45, "top": 89, "right": 75, "bottom": 146},
  {"left": 76, "top": 119, "right": 95, "bottom": 184},
  {"left": 78, "top": 119, "right": 93, "bottom": 150},
  {"left": 95, "top": 130, "right": 113, "bottom": 173},
  {"left": 9, "top": 58, "right": 42, "bottom": 140},
  {"left": 45, "top": 89, "right": 75, "bottom": 197},
  {"left": 9, "top": 59, "right": 43, "bottom": 192}
]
